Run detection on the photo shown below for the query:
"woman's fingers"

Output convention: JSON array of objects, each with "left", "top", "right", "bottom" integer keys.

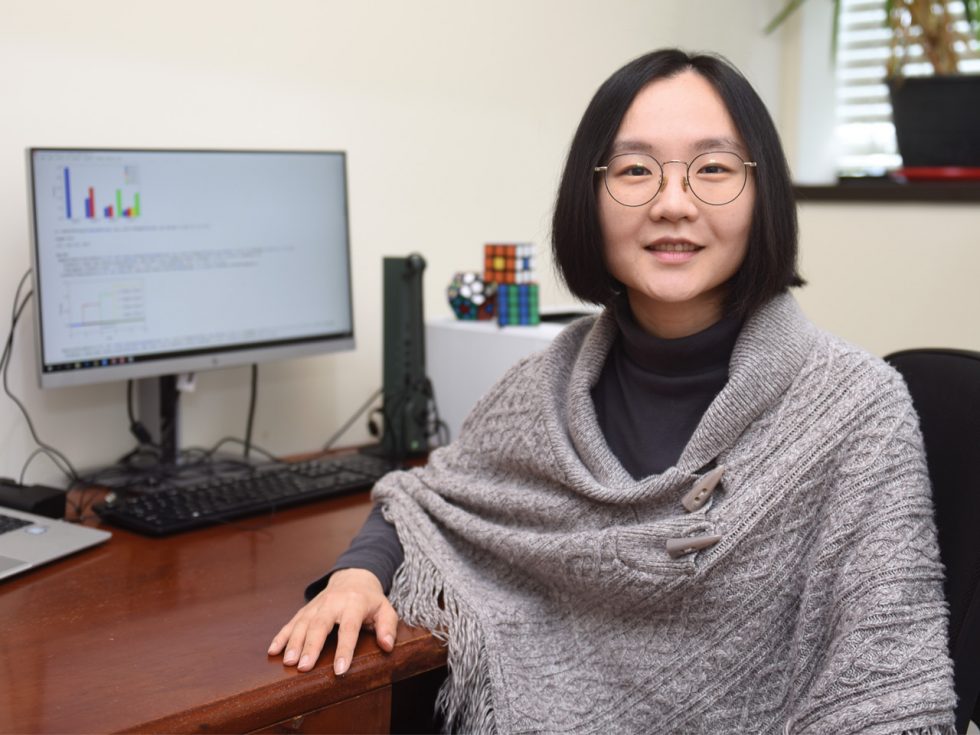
[
  {"left": 267, "top": 619, "right": 294, "bottom": 656},
  {"left": 333, "top": 609, "right": 364, "bottom": 675},
  {"left": 373, "top": 599, "right": 399, "bottom": 652},
  {"left": 269, "top": 593, "right": 340, "bottom": 667},
  {"left": 297, "top": 615, "right": 334, "bottom": 672},
  {"left": 268, "top": 608, "right": 314, "bottom": 663}
]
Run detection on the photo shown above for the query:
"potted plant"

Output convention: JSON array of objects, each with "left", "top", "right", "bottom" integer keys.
[{"left": 767, "top": 0, "right": 980, "bottom": 171}]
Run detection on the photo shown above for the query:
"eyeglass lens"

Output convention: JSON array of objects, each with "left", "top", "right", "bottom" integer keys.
[{"left": 602, "top": 151, "right": 750, "bottom": 206}]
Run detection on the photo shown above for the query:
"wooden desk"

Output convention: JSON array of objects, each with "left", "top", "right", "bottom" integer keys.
[{"left": 0, "top": 491, "right": 446, "bottom": 733}]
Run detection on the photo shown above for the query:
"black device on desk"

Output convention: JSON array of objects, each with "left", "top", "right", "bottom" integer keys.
[
  {"left": 0, "top": 478, "right": 66, "bottom": 518},
  {"left": 380, "top": 254, "right": 430, "bottom": 459},
  {"left": 94, "top": 452, "right": 397, "bottom": 536}
]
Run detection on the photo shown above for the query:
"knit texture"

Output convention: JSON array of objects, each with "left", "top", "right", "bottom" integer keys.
[{"left": 373, "top": 294, "right": 956, "bottom": 734}]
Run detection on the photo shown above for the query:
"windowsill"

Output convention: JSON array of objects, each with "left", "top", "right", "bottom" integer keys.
[{"left": 795, "top": 178, "right": 980, "bottom": 203}]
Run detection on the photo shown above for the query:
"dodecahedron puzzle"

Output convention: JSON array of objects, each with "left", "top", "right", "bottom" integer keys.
[{"left": 447, "top": 271, "right": 497, "bottom": 320}]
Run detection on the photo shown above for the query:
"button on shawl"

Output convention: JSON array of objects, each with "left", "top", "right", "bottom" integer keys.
[{"left": 681, "top": 463, "right": 726, "bottom": 512}]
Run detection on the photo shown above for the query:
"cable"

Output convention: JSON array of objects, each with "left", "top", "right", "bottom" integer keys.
[
  {"left": 110, "top": 362, "right": 261, "bottom": 483},
  {"left": 18, "top": 447, "right": 71, "bottom": 485},
  {"left": 244, "top": 364, "right": 257, "bottom": 459},
  {"left": 379, "top": 386, "right": 412, "bottom": 458},
  {"left": 2, "top": 274, "right": 80, "bottom": 483},
  {"left": 423, "top": 377, "right": 451, "bottom": 447},
  {"left": 126, "top": 379, "right": 155, "bottom": 447},
  {"left": 0, "top": 271, "right": 31, "bottom": 374},
  {"left": 195, "top": 436, "right": 278, "bottom": 463},
  {"left": 376, "top": 376, "right": 448, "bottom": 458},
  {"left": 322, "top": 387, "right": 383, "bottom": 452},
  {"left": 10, "top": 271, "right": 31, "bottom": 330}
]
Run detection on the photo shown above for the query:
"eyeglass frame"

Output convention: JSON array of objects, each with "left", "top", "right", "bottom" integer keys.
[{"left": 594, "top": 151, "right": 758, "bottom": 207}]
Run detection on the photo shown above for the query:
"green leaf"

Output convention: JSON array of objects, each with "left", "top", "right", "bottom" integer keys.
[
  {"left": 966, "top": 0, "right": 980, "bottom": 42},
  {"left": 763, "top": 0, "right": 809, "bottom": 34},
  {"left": 764, "top": 0, "right": 842, "bottom": 60}
]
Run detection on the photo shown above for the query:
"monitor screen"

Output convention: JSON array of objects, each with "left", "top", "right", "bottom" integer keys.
[{"left": 27, "top": 148, "right": 354, "bottom": 389}]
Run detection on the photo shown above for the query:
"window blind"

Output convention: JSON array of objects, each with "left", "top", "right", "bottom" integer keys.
[{"left": 835, "top": 0, "right": 980, "bottom": 175}]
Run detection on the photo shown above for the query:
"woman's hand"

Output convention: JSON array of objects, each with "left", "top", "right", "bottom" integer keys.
[{"left": 267, "top": 568, "right": 399, "bottom": 675}]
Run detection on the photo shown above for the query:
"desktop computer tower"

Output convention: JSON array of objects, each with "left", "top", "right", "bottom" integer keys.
[{"left": 380, "top": 254, "right": 430, "bottom": 459}]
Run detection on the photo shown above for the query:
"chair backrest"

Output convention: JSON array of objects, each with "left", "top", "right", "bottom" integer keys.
[{"left": 885, "top": 348, "right": 980, "bottom": 734}]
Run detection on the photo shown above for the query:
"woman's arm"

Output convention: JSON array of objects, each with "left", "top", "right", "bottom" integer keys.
[{"left": 305, "top": 504, "right": 404, "bottom": 598}]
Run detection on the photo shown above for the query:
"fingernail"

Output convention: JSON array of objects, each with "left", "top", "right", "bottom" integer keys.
[
  {"left": 283, "top": 649, "right": 298, "bottom": 665},
  {"left": 334, "top": 657, "right": 347, "bottom": 675},
  {"left": 382, "top": 635, "right": 394, "bottom": 649},
  {"left": 298, "top": 655, "right": 310, "bottom": 670},
  {"left": 267, "top": 643, "right": 277, "bottom": 655}
]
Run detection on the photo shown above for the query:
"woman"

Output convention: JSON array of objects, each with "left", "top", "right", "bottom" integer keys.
[{"left": 269, "top": 49, "right": 955, "bottom": 734}]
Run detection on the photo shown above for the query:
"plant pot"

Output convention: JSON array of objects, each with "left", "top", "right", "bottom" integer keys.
[{"left": 888, "top": 75, "right": 980, "bottom": 167}]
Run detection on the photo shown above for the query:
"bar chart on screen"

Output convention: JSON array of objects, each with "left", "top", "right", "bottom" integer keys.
[{"left": 60, "top": 162, "right": 142, "bottom": 221}]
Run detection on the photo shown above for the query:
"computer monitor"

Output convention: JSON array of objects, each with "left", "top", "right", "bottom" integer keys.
[{"left": 27, "top": 148, "right": 354, "bottom": 464}]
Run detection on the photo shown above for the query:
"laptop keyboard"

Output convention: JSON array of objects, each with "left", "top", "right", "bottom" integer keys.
[{"left": 0, "top": 513, "right": 32, "bottom": 535}]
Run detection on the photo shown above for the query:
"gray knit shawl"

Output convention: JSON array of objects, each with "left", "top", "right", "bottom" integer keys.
[{"left": 373, "top": 294, "right": 955, "bottom": 734}]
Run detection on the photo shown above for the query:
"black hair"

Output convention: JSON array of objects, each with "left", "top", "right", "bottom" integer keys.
[{"left": 551, "top": 49, "right": 804, "bottom": 318}]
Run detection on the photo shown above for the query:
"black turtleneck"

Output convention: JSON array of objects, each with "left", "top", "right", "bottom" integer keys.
[
  {"left": 591, "top": 297, "right": 741, "bottom": 479},
  {"left": 308, "top": 301, "right": 742, "bottom": 598}
]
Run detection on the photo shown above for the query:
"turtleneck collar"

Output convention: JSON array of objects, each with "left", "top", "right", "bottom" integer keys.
[{"left": 612, "top": 295, "right": 742, "bottom": 378}]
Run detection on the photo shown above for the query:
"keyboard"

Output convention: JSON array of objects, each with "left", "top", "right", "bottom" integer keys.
[
  {"left": 0, "top": 512, "right": 31, "bottom": 535},
  {"left": 94, "top": 452, "right": 399, "bottom": 536}
]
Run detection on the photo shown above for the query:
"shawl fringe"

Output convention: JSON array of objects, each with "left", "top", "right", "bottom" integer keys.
[{"left": 388, "top": 541, "right": 496, "bottom": 734}]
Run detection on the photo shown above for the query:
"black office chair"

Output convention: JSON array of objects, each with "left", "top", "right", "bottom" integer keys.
[{"left": 885, "top": 348, "right": 980, "bottom": 735}]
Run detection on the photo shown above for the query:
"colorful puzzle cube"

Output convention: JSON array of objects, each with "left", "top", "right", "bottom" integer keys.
[
  {"left": 484, "top": 243, "right": 535, "bottom": 285},
  {"left": 447, "top": 271, "right": 497, "bottom": 320},
  {"left": 497, "top": 282, "right": 540, "bottom": 326}
]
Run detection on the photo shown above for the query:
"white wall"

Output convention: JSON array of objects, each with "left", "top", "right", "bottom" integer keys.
[
  {"left": 0, "top": 0, "right": 786, "bottom": 484},
  {"left": 795, "top": 202, "right": 980, "bottom": 357}
]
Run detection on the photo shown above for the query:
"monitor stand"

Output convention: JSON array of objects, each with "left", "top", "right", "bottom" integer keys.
[
  {"left": 80, "top": 375, "right": 185, "bottom": 489},
  {"left": 87, "top": 373, "right": 266, "bottom": 490},
  {"left": 136, "top": 375, "right": 182, "bottom": 467}
]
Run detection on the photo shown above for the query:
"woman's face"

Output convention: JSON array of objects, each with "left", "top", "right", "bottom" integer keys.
[{"left": 598, "top": 70, "right": 755, "bottom": 338}]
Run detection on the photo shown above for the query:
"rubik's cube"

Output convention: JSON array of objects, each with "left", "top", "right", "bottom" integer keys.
[
  {"left": 447, "top": 271, "right": 497, "bottom": 320},
  {"left": 497, "top": 282, "right": 540, "bottom": 326},
  {"left": 484, "top": 243, "right": 539, "bottom": 326},
  {"left": 484, "top": 243, "right": 535, "bottom": 285}
]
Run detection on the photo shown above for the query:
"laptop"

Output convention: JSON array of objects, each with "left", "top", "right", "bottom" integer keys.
[{"left": 0, "top": 505, "right": 111, "bottom": 581}]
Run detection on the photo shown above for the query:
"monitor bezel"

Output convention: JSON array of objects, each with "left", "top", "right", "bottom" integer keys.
[{"left": 27, "top": 147, "right": 356, "bottom": 390}]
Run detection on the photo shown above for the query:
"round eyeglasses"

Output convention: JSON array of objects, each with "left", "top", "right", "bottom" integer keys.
[{"left": 595, "top": 151, "right": 757, "bottom": 207}]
